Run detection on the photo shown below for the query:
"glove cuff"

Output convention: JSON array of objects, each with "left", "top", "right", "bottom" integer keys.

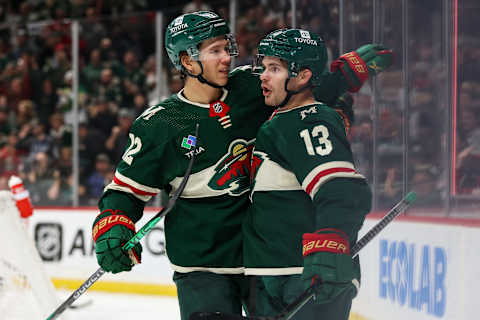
[
  {"left": 331, "top": 51, "right": 368, "bottom": 92},
  {"left": 302, "top": 228, "right": 350, "bottom": 257},
  {"left": 92, "top": 209, "right": 135, "bottom": 242}
]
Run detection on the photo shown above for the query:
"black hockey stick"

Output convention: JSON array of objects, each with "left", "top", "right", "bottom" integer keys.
[
  {"left": 46, "top": 124, "right": 200, "bottom": 320},
  {"left": 190, "top": 191, "right": 417, "bottom": 320}
]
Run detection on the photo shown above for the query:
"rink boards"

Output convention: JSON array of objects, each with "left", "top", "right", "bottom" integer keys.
[
  {"left": 26, "top": 208, "right": 176, "bottom": 296},
  {"left": 25, "top": 208, "right": 480, "bottom": 319},
  {"left": 352, "top": 214, "right": 480, "bottom": 320}
]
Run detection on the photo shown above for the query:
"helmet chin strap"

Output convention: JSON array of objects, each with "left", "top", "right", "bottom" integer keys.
[
  {"left": 184, "top": 61, "right": 224, "bottom": 89},
  {"left": 276, "top": 78, "right": 311, "bottom": 108}
]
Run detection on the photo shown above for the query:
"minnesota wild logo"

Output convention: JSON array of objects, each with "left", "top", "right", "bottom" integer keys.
[{"left": 208, "top": 139, "right": 255, "bottom": 196}]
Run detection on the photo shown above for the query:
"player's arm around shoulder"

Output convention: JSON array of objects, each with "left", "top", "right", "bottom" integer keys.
[
  {"left": 315, "top": 43, "right": 393, "bottom": 105},
  {"left": 227, "top": 64, "right": 261, "bottom": 90}
]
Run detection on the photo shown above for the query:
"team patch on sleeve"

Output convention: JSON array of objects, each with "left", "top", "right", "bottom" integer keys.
[
  {"left": 301, "top": 161, "right": 365, "bottom": 199},
  {"left": 104, "top": 170, "right": 160, "bottom": 202}
]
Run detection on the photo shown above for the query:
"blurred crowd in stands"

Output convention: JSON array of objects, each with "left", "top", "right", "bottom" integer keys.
[{"left": 0, "top": 0, "right": 478, "bottom": 211}]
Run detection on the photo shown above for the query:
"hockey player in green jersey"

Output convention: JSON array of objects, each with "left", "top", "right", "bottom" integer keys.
[
  {"left": 244, "top": 28, "right": 375, "bottom": 320},
  {"left": 90, "top": 11, "right": 391, "bottom": 320}
]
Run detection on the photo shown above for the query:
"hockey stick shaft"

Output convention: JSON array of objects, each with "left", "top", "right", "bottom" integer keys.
[
  {"left": 351, "top": 191, "right": 417, "bottom": 258},
  {"left": 46, "top": 124, "right": 200, "bottom": 320},
  {"left": 190, "top": 191, "right": 417, "bottom": 320},
  {"left": 278, "top": 191, "right": 417, "bottom": 320}
]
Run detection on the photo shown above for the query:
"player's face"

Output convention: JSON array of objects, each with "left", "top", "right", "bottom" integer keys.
[
  {"left": 198, "top": 37, "right": 232, "bottom": 86},
  {"left": 259, "top": 56, "right": 289, "bottom": 107}
]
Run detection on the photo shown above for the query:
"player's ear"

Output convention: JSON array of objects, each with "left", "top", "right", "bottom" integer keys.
[
  {"left": 299, "top": 68, "right": 313, "bottom": 86},
  {"left": 180, "top": 52, "right": 194, "bottom": 73}
]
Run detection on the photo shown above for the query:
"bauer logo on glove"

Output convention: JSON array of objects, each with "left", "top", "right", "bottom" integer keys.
[
  {"left": 92, "top": 209, "right": 142, "bottom": 274},
  {"left": 302, "top": 229, "right": 358, "bottom": 304},
  {"left": 331, "top": 44, "right": 394, "bottom": 92}
]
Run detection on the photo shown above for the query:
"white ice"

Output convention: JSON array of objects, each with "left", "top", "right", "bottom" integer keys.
[{"left": 58, "top": 290, "right": 180, "bottom": 320}]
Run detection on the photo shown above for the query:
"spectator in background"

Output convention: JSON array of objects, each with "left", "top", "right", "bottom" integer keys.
[
  {"left": 120, "top": 50, "right": 145, "bottom": 106},
  {"left": 0, "top": 38, "right": 9, "bottom": 71},
  {"left": 105, "top": 108, "right": 134, "bottom": 163},
  {"left": 143, "top": 54, "right": 158, "bottom": 103},
  {"left": 410, "top": 166, "right": 442, "bottom": 207},
  {"left": 23, "top": 151, "right": 54, "bottom": 205},
  {"left": 457, "top": 107, "right": 480, "bottom": 155},
  {"left": 17, "top": 118, "right": 55, "bottom": 164},
  {"left": 98, "top": 37, "right": 120, "bottom": 71},
  {"left": 376, "top": 109, "right": 404, "bottom": 208},
  {"left": 57, "top": 69, "right": 88, "bottom": 125},
  {"left": 133, "top": 93, "right": 146, "bottom": 117},
  {"left": 78, "top": 121, "right": 107, "bottom": 181},
  {"left": 94, "top": 68, "right": 122, "bottom": 110},
  {"left": 0, "top": 132, "right": 22, "bottom": 178},
  {"left": 7, "top": 77, "right": 31, "bottom": 114},
  {"left": 350, "top": 115, "right": 373, "bottom": 181},
  {"left": 56, "top": 144, "right": 72, "bottom": 180},
  {"left": 11, "top": 28, "right": 38, "bottom": 59},
  {"left": 82, "top": 49, "right": 104, "bottom": 93},
  {"left": 43, "top": 43, "right": 71, "bottom": 88},
  {"left": 87, "top": 97, "right": 117, "bottom": 138},
  {"left": 35, "top": 78, "right": 58, "bottom": 129},
  {"left": 16, "top": 100, "right": 35, "bottom": 127},
  {"left": 46, "top": 168, "right": 82, "bottom": 206},
  {"left": 457, "top": 128, "right": 480, "bottom": 194},
  {"left": 0, "top": 103, "right": 12, "bottom": 139},
  {"left": 82, "top": 7, "right": 106, "bottom": 52},
  {"left": 48, "top": 112, "right": 66, "bottom": 147},
  {"left": 86, "top": 153, "right": 113, "bottom": 203},
  {"left": 14, "top": 99, "right": 36, "bottom": 152}
]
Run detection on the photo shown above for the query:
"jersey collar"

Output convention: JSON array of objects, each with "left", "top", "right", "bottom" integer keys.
[
  {"left": 177, "top": 88, "right": 229, "bottom": 108},
  {"left": 275, "top": 101, "right": 323, "bottom": 114}
]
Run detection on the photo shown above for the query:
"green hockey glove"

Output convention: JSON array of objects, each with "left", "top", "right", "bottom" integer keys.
[
  {"left": 331, "top": 44, "right": 393, "bottom": 92},
  {"left": 333, "top": 92, "right": 354, "bottom": 134},
  {"left": 92, "top": 209, "right": 142, "bottom": 274},
  {"left": 302, "top": 229, "right": 357, "bottom": 304}
]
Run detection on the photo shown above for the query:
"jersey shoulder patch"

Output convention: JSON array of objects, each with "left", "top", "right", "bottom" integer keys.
[{"left": 299, "top": 103, "right": 343, "bottom": 127}]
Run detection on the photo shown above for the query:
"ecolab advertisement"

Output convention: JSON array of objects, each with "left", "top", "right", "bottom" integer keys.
[{"left": 352, "top": 218, "right": 480, "bottom": 320}]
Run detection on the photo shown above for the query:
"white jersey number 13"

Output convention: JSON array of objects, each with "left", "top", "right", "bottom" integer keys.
[{"left": 299, "top": 125, "right": 333, "bottom": 156}]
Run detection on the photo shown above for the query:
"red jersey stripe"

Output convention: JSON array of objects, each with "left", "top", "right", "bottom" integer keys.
[
  {"left": 113, "top": 176, "right": 158, "bottom": 196},
  {"left": 306, "top": 167, "right": 356, "bottom": 195}
]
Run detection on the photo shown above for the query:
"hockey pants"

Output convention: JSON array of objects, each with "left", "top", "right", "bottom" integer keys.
[{"left": 173, "top": 271, "right": 249, "bottom": 320}]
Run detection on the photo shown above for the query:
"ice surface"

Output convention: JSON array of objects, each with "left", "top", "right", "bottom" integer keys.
[{"left": 58, "top": 290, "right": 180, "bottom": 320}]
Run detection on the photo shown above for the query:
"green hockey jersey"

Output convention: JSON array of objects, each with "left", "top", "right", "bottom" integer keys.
[
  {"left": 243, "top": 102, "right": 372, "bottom": 276},
  {"left": 98, "top": 66, "right": 355, "bottom": 274},
  {"left": 99, "top": 65, "right": 272, "bottom": 273}
]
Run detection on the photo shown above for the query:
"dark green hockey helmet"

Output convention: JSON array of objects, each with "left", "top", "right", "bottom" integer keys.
[
  {"left": 255, "top": 28, "right": 327, "bottom": 86},
  {"left": 165, "top": 11, "right": 238, "bottom": 70}
]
